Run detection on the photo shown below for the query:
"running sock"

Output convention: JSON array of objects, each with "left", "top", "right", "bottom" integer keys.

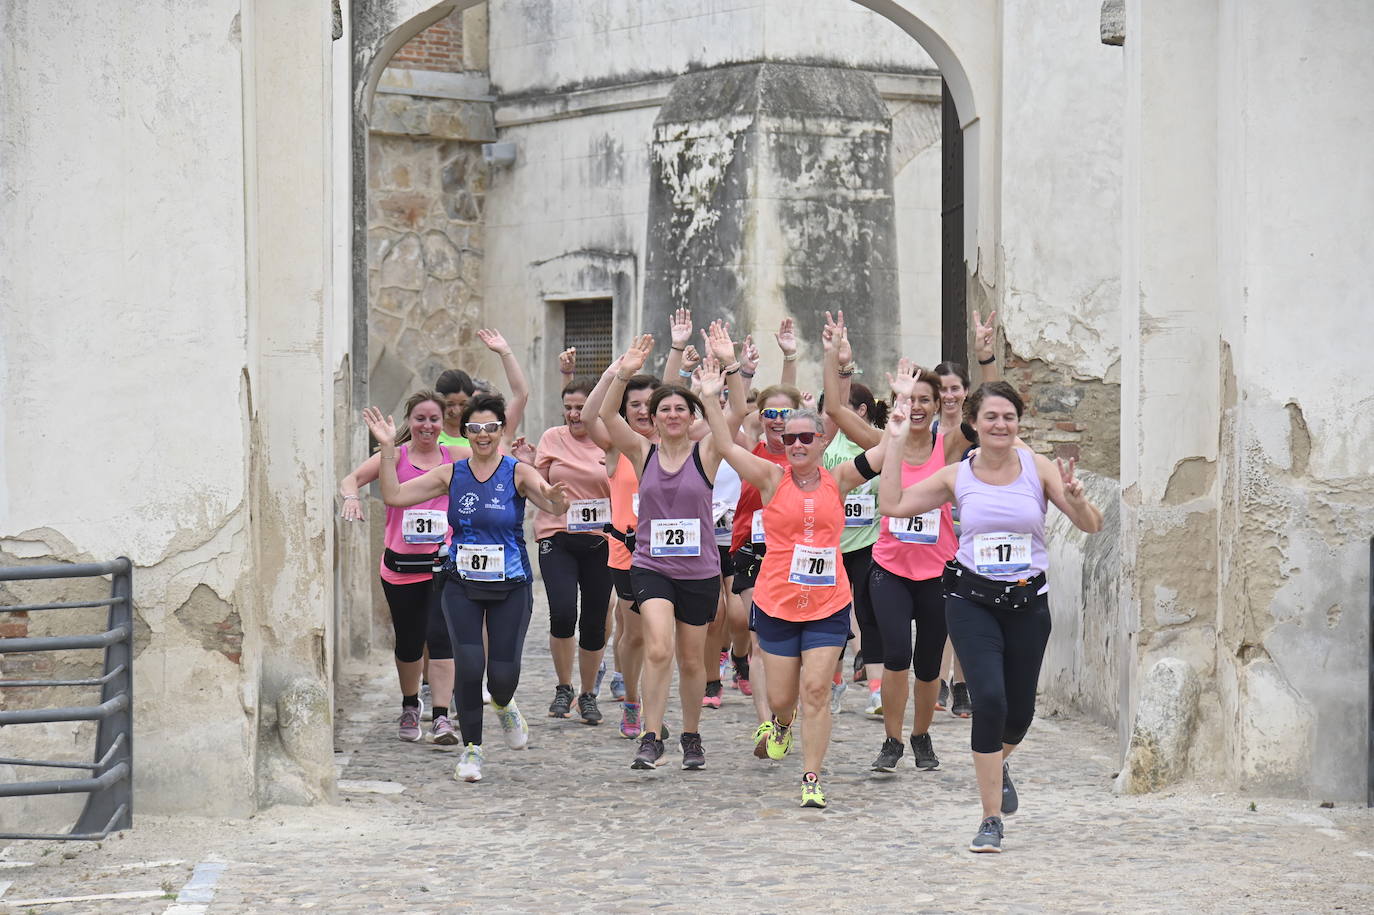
[
  {"left": 432, "top": 706, "right": 448, "bottom": 719},
  {"left": 732, "top": 654, "right": 750, "bottom": 679},
  {"left": 867, "top": 678, "right": 881, "bottom": 693},
  {"left": 402, "top": 694, "right": 420, "bottom": 708},
  {"left": 832, "top": 671, "right": 843, "bottom": 686},
  {"left": 802, "top": 771, "right": 818, "bottom": 783}
]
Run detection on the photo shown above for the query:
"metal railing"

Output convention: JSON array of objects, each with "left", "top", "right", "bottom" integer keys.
[{"left": 0, "top": 558, "right": 133, "bottom": 840}]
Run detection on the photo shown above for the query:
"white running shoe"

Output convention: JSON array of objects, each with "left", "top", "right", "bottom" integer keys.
[
  {"left": 455, "top": 743, "right": 484, "bottom": 782},
  {"left": 494, "top": 699, "right": 529, "bottom": 750},
  {"left": 482, "top": 683, "right": 493, "bottom": 704},
  {"left": 864, "top": 687, "right": 883, "bottom": 718}
]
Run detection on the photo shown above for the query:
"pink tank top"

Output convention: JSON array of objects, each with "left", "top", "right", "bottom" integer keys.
[
  {"left": 872, "top": 433, "right": 958, "bottom": 582},
  {"left": 379, "top": 445, "right": 452, "bottom": 585}
]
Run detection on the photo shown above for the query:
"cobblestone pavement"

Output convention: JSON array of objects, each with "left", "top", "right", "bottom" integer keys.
[{"left": 4, "top": 595, "right": 1373, "bottom": 913}]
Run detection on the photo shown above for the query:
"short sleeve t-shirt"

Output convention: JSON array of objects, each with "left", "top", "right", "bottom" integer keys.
[{"left": 533, "top": 425, "right": 610, "bottom": 541}]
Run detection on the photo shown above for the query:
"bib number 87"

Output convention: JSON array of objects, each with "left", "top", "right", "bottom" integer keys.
[{"left": 468, "top": 553, "right": 489, "bottom": 570}]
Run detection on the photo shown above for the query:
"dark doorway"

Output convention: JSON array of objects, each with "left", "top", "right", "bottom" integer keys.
[{"left": 940, "top": 79, "right": 967, "bottom": 366}]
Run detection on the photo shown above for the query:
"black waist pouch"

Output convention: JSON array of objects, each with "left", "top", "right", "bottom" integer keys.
[
  {"left": 383, "top": 547, "right": 441, "bottom": 575},
  {"left": 602, "top": 522, "right": 636, "bottom": 554},
  {"left": 942, "top": 561, "right": 1045, "bottom": 612}
]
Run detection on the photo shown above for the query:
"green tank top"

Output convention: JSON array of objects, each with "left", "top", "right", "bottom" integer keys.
[
  {"left": 823, "top": 431, "right": 880, "bottom": 552},
  {"left": 438, "top": 431, "right": 470, "bottom": 449}
]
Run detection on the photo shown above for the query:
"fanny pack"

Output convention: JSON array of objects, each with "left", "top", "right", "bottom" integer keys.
[
  {"left": 383, "top": 547, "right": 442, "bottom": 575},
  {"left": 942, "top": 561, "right": 1046, "bottom": 612},
  {"left": 603, "top": 522, "right": 636, "bottom": 554}
]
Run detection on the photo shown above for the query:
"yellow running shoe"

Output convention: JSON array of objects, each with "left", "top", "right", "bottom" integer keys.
[
  {"left": 752, "top": 720, "right": 774, "bottom": 759},
  {"left": 766, "top": 719, "right": 793, "bottom": 760},
  {"left": 800, "top": 773, "right": 826, "bottom": 808}
]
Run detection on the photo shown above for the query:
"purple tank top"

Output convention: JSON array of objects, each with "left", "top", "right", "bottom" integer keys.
[
  {"left": 631, "top": 442, "right": 720, "bottom": 580},
  {"left": 954, "top": 449, "right": 1049, "bottom": 582}
]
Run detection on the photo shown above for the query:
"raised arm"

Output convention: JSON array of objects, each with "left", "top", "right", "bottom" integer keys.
[
  {"left": 598, "top": 335, "right": 656, "bottom": 474},
  {"left": 581, "top": 355, "right": 622, "bottom": 451},
  {"left": 821, "top": 310, "right": 881, "bottom": 449},
  {"left": 663, "top": 307, "right": 693, "bottom": 381},
  {"left": 776, "top": 317, "right": 799, "bottom": 387},
  {"left": 514, "top": 461, "right": 572, "bottom": 516},
  {"left": 699, "top": 356, "right": 784, "bottom": 498},
  {"left": 361, "top": 407, "right": 454, "bottom": 507},
  {"left": 973, "top": 309, "right": 1002, "bottom": 384},
  {"left": 878, "top": 396, "right": 956, "bottom": 517},
  {"left": 477, "top": 328, "right": 530, "bottom": 446},
  {"left": 1038, "top": 454, "right": 1104, "bottom": 533}
]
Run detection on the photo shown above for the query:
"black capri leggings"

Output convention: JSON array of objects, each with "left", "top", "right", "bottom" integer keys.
[
  {"left": 379, "top": 576, "right": 453, "bottom": 663},
  {"left": 842, "top": 545, "right": 880, "bottom": 665},
  {"left": 537, "top": 532, "right": 613, "bottom": 651},
  {"left": 441, "top": 579, "right": 534, "bottom": 747},
  {"left": 867, "top": 564, "right": 946, "bottom": 681},
  {"left": 945, "top": 592, "right": 1051, "bottom": 754}
]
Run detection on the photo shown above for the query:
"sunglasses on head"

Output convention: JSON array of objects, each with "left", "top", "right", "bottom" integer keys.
[
  {"left": 781, "top": 431, "right": 818, "bottom": 446},
  {"left": 464, "top": 421, "right": 503, "bottom": 435},
  {"left": 760, "top": 407, "right": 792, "bottom": 420}
]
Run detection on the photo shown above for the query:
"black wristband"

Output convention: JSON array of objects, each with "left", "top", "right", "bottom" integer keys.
[
  {"left": 854, "top": 451, "right": 879, "bottom": 481},
  {"left": 671, "top": 345, "right": 685, "bottom": 352},
  {"left": 978, "top": 354, "right": 995, "bottom": 365}
]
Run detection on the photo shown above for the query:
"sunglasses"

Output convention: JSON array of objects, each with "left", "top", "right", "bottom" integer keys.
[
  {"left": 760, "top": 407, "right": 793, "bottom": 420},
  {"left": 464, "top": 421, "right": 504, "bottom": 435},
  {"left": 781, "top": 432, "right": 818, "bottom": 446}
]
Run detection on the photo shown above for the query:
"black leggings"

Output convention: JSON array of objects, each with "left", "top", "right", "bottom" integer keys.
[
  {"left": 380, "top": 576, "right": 453, "bottom": 663},
  {"left": 441, "top": 579, "right": 533, "bottom": 747},
  {"left": 842, "top": 545, "right": 880, "bottom": 665},
  {"left": 868, "top": 564, "right": 946, "bottom": 681},
  {"left": 537, "top": 532, "right": 613, "bottom": 651},
  {"left": 945, "top": 592, "right": 1051, "bottom": 754}
]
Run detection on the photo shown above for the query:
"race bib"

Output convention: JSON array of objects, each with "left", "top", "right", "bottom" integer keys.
[
  {"left": 972, "top": 532, "right": 1033, "bottom": 575},
  {"left": 649, "top": 518, "right": 701, "bottom": 557},
  {"left": 892, "top": 509, "right": 941, "bottom": 545},
  {"left": 843, "top": 494, "right": 876, "bottom": 528},
  {"left": 567, "top": 498, "right": 610, "bottom": 532},
  {"left": 455, "top": 544, "right": 505, "bottom": 581},
  {"left": 750, "top": 509, "right": 766, "bottom": 545},
  {"left": 788, "top": 545, "right": 838, "bottom": 586},
  {"left": 713, "top": 501, "right": 735, "bottom": 539},
  {"left": 401, "top": 509, "right": 448, "bottom": 544}
]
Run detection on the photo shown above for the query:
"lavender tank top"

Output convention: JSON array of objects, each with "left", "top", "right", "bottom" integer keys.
[
  {"left": 631, "top": 442, "right": 720, "bottom": 580},
  {"left": 954, "top": 449, "right": 1049, "bottom": 582}
]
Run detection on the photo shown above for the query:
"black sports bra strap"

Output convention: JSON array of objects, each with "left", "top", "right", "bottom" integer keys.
[{"left": 691, "top": 442, "right": 711, "bottom": 487}]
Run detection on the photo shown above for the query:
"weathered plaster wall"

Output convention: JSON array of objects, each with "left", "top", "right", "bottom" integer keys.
[{"left": 889, "top": 99, "right": 944, "bottom": 365}]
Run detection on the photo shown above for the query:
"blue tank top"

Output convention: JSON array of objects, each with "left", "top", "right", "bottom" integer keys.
[{"left": 446, "top": 456, "right": 530, "bottom": 583}]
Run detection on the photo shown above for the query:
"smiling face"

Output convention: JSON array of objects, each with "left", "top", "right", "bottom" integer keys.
[
  {"left": 653, "top": 392, "right": 694, "bottom": 440},
  {"left": 938, "top": 372, "right": 966, "bottom": 418},
  {"left": 904, "top": 380, "right": 939, "bottom": 435},
  {"left": 562, "top": 391, "right": 588, "bottom": 437},
  {"left": 443, "top": 391, "right": 470, "bottom": 427},
  {"left": 625, "top": 384, "right": 656, "bottom": 437},
  {"left": 782, "top": 416, "right": 825, "bottom": 472},
  {"left": 973, "top": 394, "right": 1020, "bottom": 448},
  {"left": 760, "top": 393, "right": 796, "bottom": 451},
  {"left": 464, "top": 409, "right": 503, "bottom": 456},
  {"left": 407, "top": 399, "right": 444, "bottom": 448}
]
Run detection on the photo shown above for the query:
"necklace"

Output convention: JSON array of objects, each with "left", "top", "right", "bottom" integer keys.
[{"left": 793, "top": 469, "right": 821, "bottom": 488}]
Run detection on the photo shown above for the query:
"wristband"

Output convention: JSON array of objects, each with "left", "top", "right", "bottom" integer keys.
[
  {"left": 678, "top": 369, "right": 694, "bottom": 379},
  {"left": 560, "top": 368, "right": 575, "bottom": 375},
  {"left": 740, "top": 369, "right": 756, "bottom": 379},
  {"left": 837, "top": 370, "right": 855, "bottom": 378},
  {"left": 978, "top": 354, "right": 996, "bottom": 365},
  {"left": 782, "top": 352, "right": 799, "bottom": 363},
  {"left": 671, "top": 345, "right": 685, "bottom": 352},
  {"left": 342, "top": 494, "right": 359, "bottom": 501}
]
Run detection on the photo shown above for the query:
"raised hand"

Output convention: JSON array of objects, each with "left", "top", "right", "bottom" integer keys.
[
  {"left": 973, "top": 310, "right": 997, "bottom": 360},
  {"left": 476, "top": 328, "right": 513, "bottom": 356},
  {"left": 741, "top": 334, "right": 760, "bottom": 374},
  {"left": 362, "top": 406, "right": 397, "bottom": 448},
  {"left": 510, "top": 435, "right": 536, "bottom": 465},
  {"left": 547, "top": 481, "right": 572, "bottom": 515},
  {"left": 681, "top": 343, "right": 702, "bottom": 373},
  {"left": 822, "top": 311, "right": 840, "bottom": 353},
  {"left": 836, "top": 323, "right": 853, "bottom": 367},
  {"left": 617, "top": 334, "right": 654, "bottom": 376},
  {"left": 670, "top": 307, "right": 694, "bottom": 348},
  {"left": 775, "top": 317, "right": 798, "bottom": 357},
  {"left": 886, "top": 357, "right": 919, "bottom": 399},
  {"left": 887, "top": 395, "right": 912, "bottom": 439},
  {"left": 703, "top": 319, "right": 737, "bottom": 365},
  {"left": 697, "top": 355, "right": 726, "bottom": 399},
  {"left": 1058, "top": 456, "right": 1085, "bottom": 502},
  {"left": 558, "top": 347, "right": 576, "bottom": 375}
]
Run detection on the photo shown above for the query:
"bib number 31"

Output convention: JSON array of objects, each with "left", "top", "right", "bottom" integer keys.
[{"left": 402, "top": 509, "right": 448, "bottom": 544}]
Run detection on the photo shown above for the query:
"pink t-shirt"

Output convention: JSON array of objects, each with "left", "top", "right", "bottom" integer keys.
[
  {"left": 872, "top": 432, "right": 958, "bottom": 582},
  {"left": 533, "top": 425, "right": 610, "bottom": 541},
  {"left": 379, "top": 445, "right": 453, "bottom": 585}
]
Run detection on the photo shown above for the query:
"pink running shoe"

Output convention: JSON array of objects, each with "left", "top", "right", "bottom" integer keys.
[
  {"left": 702, "top": 680, "right": 723, "bottom": 709},
  {"left": 734, "top": 674, "right": 753, "bottom": 697},
  {"left": 620, "top": 701, "right": 643, "bottom": 739}
]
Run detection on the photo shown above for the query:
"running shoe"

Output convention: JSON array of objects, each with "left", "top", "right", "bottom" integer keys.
[
  {"left": 420, "top": 683, "right": 433, "bottom": 720},
  {"left": 766, "top": 719, "right": 794, "bottom": 760},
  {"left": 752, "top": 720, "right": 774, "bottom": 759},
  {"left": 910, "top": 732, "right": 940, "bottom": 770},
  {"left": 702, "top": 680, "right": 723, "bottom": 709},
  {"left": 830, "top": 680, "right": 847, "bottom": 716},
  {"left": 800, "top": 772, "right": 826, "bottom": 809},
  {"left": 863, "top": 687, "right": 883, "bottom": 718},
  {"left": 430, "top": 714, "right": 459, "bottom": 746},
  {"left": 482, "top": 683, "right": 492, "bottom": 705},
  {"left": 548, "top": 683, "right": 575, "bottom": 718},
  {"left": 494, "top": 699, "right": 529, "bottom": 749},
  {"left": 593, "top": 660, "right": 607, "bottom": 696},
  {"left": 577, "top": 691, "right": 603, "bottom": 725},
  {"left": 399, "top": 704, "right": 422, "bottom": 742},
  {"left": 609, "top": 671, "right": 626, "bottom": 701},
  {"left": 951, "top": 681, "right": 973, "bottom": 719},
  {"left": 631, "top": 731, "right": 666, "bottom": 769},
  {"left": 454, "top": 743, "right": 484, "bottom": 783},
  {"left": 734, "top": 674, "right": 753, "bottom": 697},
  {"left": 871, "top": 736, "right": 904, "bottom": 772},
  {"left": 936, "top": 678, "right": 950, "bottom": 711},
  {"left": 619, "top": 701, "right": 642, "bottom": 739},
  {"left": 1001, "top": 762, "right": 1019, "bottom": 815},
  {"left": 680, "top": 731, "right": 706, "bottom": 770},
  {"left": 718, "top": 650, "right": 731, "bottom": 681},
  {"left": 969, "top": 815, "right": 1003, "bottom": 853}
]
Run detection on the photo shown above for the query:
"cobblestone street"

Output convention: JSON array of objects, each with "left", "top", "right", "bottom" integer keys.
[{"left": 4, "top": 596, "right": 1373, "bottom": 913}]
